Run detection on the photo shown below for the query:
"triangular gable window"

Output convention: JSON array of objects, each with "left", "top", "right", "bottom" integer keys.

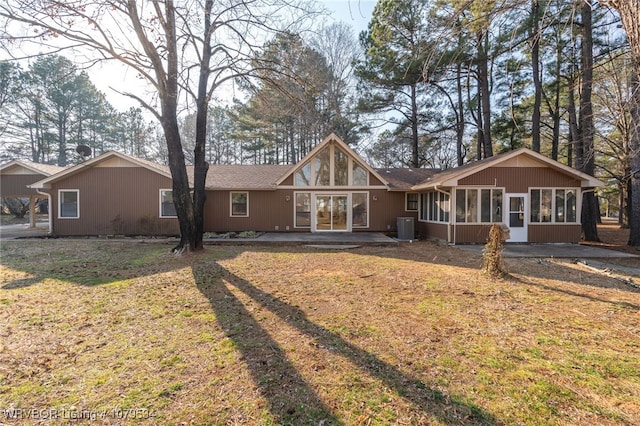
[{"left": 294, "top": 143, "right": 369, "bottom": 187}]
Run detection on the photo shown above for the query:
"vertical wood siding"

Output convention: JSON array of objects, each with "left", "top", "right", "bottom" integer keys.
[
  {"left": 459, "top": 167, "right": 581, "bottom": 192},
  {"left": 203, "top": 189, "right": 412, "bottom": 233},
  {"left": 0, "top": 174, "right": 46, "bottom": 197},
  {"left": 528, "top": 224, "right": 581, "bottom": 243},
  {"left": 417, "top": 222, "right": 449, "bottom": 241},
  {"left": 50, "top": 167, "right": 179, "bottom": 236}
]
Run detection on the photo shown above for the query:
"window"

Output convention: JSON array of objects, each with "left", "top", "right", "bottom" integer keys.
[
  {"left": 353, "top": 163, "right": 368, "bottom": 186},
  {"left": 352, "top": 192, "right": 368, "bottom": 227},
  {"left": 334, "top": 148, "right": 348, "bottom": 186},
  {"left": 406, "top": 193, "right": 419, "bottom": 211},
  {"left": 160, "top": 189, "right": 177, "bottom": 217},
  {"left": 455, "top": 188, "right": 503, "bottom": 223},
  {"left": 59, "top": 190, "right": 79, "bottom": 219},
  {"left": 530, "top": 189, "right": 577, "bottom": 223},
  {"left": 293, "top": 143, "right": 370, "bottom": 187},
  {"left": 230, "top": 192, "right": 248, "bottom": 217},
  {"left": 419, "top": 191, "right": 450, "bottom": 222},
  {"left": 314, "top": 147, "right": 331, "bottom": 186},
  {"left": 295, "top": 193, "right": 311, "bottom": 227}
]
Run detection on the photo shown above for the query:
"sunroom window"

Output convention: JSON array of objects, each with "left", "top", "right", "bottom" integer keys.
[
  {"left": 455, "top": 188, "right": 503, "bottom": 223},
  {"left": 530, "top": 189, "right": 577, "bottom": 223}
]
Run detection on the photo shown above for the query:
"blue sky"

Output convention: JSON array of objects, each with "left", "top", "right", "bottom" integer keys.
[{"left": 321, "top": 0, "right": 376, "bottom": 35}]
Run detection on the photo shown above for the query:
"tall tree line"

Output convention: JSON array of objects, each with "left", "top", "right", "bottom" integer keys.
[{"left": 0, "top": 55, "right": 157, "bottom": 165}]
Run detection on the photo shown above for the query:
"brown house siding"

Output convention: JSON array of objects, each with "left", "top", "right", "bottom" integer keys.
[
  {"left": 451, "top": 224, "right": 491, "bottom": 244},
  {"left": 417, "top": 222, "right": 449, "bottom": 241},
  {"left": 528, "top": 224, "right": 581, "bottom": 243},
  {"left": 459, "top": 167, "right": 581, "bottom": 192},
  {"left": 369, "top": 190, "right": 416, "bottom": 232},
  {"left": 203, "top": 189, "right": 411, "bottom": 233},
  {"left": 0, "top": 174, "right": 47, "bottom": 197},
  {"left": 204, "top": 190, "right": 295, "bottom": 232},
  {"left": 50, "top": 167, "right": 179, "bottom": 236}
]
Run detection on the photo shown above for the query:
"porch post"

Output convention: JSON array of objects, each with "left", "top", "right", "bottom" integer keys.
[{"left": 29, "top": 195, "right": 37, "bottom": 228}]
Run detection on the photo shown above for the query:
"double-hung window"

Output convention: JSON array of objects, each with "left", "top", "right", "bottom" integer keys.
[
  {"left": 230, "top": 192, "right": 249, "bottom": 217},
  {"left": 59, "top": 190, "right": 79, "bottom": 219},
  {"left": 160, "top": 189, "right": 177, "bottom": 218}
]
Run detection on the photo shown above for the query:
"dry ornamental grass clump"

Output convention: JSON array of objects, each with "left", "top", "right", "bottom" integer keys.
[{"left": 482, "top": 223, "right": 507, "bottom": 278}]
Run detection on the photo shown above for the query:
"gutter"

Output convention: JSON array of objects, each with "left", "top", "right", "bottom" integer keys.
[{"left": 35, "top": 188, "right": 53, "bottom": 235}]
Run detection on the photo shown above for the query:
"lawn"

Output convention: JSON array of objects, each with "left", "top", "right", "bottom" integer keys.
[{"left": 1, "top": 239, "right": 639, "bottom": 425}]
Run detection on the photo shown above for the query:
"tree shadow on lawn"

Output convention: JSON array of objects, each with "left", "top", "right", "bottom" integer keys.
[
  {"left": 0, "top": 240, "right": 192, "bottom": 290},
  {"left": 193, "top": 262, "right": 501, "bottom": 426}
]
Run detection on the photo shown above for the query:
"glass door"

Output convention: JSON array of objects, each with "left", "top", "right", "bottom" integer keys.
[
  {"left": 315, "top": 195, "right": 348, "bottom": 231},
  {"left": 506, "top": 193, "right": 527, "bottom": 242}
]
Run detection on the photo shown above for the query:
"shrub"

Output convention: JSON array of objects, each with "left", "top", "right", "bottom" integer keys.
[{"left": 482, "top": 224, "right": 507, "bottom": 278}]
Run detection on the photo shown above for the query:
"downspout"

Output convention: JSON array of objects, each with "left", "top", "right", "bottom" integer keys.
[
  {"left": 434, "top": 185, "right": 453, "bottom": 244},
  {"left": 35, "top": 188, "right": 53, "bottom": 235}
]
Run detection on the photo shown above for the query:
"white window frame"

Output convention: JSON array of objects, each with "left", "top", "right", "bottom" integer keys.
[
  {"left": 58, "top": 189, "right": 79, "bottom": 219},
  {"left": 159, "top": 189, "right": 177, "bottom": 218},
  {"left": 230, "top": 191, "right": 249, "bottom": 217},
  {"left": 405, "top": 192, "right": 419, "bottom": 212},
  {"left": 529, "top": 188, "right": 579, "bottom": 224},
  {"left": 455, "top": 188, "right": 504, "bottom": 224},
  {"left": 419, "top": 191, "right": 451, "bottom": 223},
  {"left": 294, "top": 192, "right": 312, "bottom": 228},
  {"left": 293, "top": 144, "right": 369, "bottom": 187},
  {"left": 351, "top": 191, "right": 369, "bottom": 228}
]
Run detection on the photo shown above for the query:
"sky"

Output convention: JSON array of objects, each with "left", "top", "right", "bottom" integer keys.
[{"left": 86, "top": 0, "right": 377, "bottom": 112}]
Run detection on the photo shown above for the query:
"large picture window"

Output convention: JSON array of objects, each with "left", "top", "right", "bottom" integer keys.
[
  {"left": 530, "top": 189, "right": 577, "bottom": 223},
  {"left": 455, "top": 188, "right": 503, "bottom": 223},
  {"left": 352, "top": 192, "right": 368, "bottom": 227},
  {"left": 230, "top": 192, "right": 248, "bottom": 217},
  {"left": 59, "top": 189, "right": 79, "bottom": 219},
  {"left": 160, "top": 189, "right": 177, "bottom": 218},
  {"left": 295, "top": 193, "right": 311, "bottom": 227},
  {"left": 293, "top": 143, "right": 369, "bottom": 187}
]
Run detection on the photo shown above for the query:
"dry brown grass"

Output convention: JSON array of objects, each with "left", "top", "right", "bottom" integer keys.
[{"left": 0, "top": 237, "right": 639, "bottom": 425}]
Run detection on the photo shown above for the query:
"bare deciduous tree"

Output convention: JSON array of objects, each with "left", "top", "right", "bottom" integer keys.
[{"left": 0, "top": 0, "right": 314, "bottom": 252}]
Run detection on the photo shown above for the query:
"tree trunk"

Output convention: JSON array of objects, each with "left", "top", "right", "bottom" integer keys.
[
  {"left": 578, "top": 2, "right": 599, "bottom": 242},
  {"left": 410, "top": 82, "right": 419, "bottom": 167},
  {"left": 531, "top": 0, "right": 542, "bottom": 153},
  {"left": 456, "top": 62, "right": 465, "bottom": 166},
  {"left": 628, "top": 72, "right": 640, "bottom": 245},
  {"left": 479, "top": 32, "right": 493, "bottom": 158},
  {"left": 608, "top": 0, "right": 640, "bottom": 246}
]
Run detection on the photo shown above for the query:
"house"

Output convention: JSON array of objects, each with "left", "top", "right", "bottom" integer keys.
[
  {"left": 23, "top": 133, "right": 603, "bottom": 243},
  {"left": 0, "top": 159, "right": 66, "bottom": 228}
]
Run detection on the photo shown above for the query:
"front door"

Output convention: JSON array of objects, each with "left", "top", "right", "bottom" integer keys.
[
  {"left": 314, "top": 195, "right": 348, "bottom": 232},
  {"left": 506, "top": 193, "right": 527, "bottom": 242}
]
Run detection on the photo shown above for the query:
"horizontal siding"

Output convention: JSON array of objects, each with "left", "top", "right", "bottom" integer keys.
[
  {"left": 51, "top": 167, "right": 179, "bottom": 236},
  {"left": 459, "top": 167, "right": 581, "bottom": 192},
  {"left": 0, "top": 174, "right": 46, "bottom": 197},
  {"left": 528, "top": 224, "right": 581, "bottom": 243}
]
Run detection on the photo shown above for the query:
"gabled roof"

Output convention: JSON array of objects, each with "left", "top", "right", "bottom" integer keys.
[
  {"left": 0, "top": 159, "right": 66, "bottom": 176},
  {"left": 375, "top": 168, "right": 439, "bottom": 190},
  {"left": 275, "top": 133, "right": 390, "bottom": 186},
  {"left": 412, "top": 148, "right": 604, "bottom": 189},
  {"left": 29, "top": 151, "right": 172, "bottom": 189},
  {"left": 205, "top": 165, "right": 291, "bottom": 190}
]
